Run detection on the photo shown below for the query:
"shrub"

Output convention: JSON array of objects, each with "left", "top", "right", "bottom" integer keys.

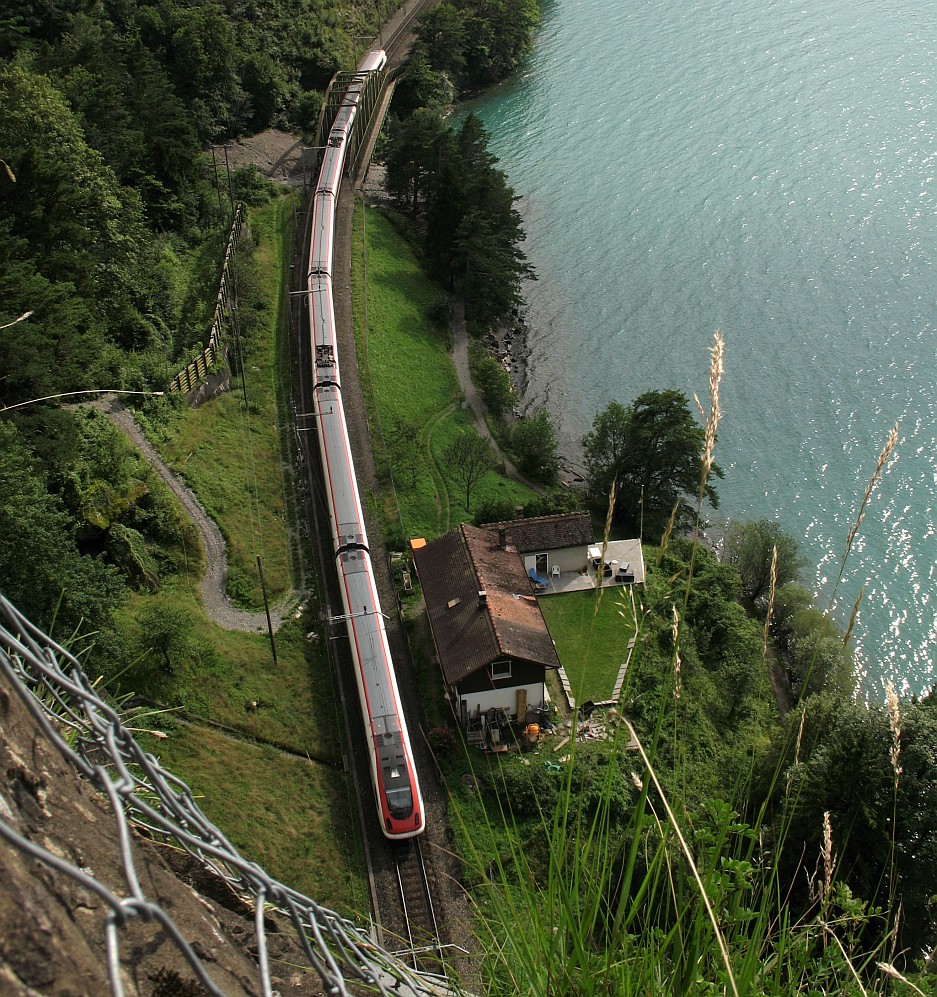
[{"left": 427, "top": 726, "right": 458, "bottom": 757}]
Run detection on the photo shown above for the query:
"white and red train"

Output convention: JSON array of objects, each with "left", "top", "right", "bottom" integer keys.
[{"left": 306, "top": 49, "right": 424, "bottom": 839}]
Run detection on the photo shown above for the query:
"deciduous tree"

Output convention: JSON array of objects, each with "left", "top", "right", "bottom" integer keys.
[
  {"left": 510, "top": 407, "right": 558, "bottom": 484},
  {"left": 445, "top": 432, "right": 495, "bottom": 510},
  {"left": 0, "top": 421, "right": 124, "bottom": 645},
  {"left": 724, "top": 518, "right": 806, "bottom": 605},
  {"left": 583, "top": 391, "right": 722, "bottom": 540}
]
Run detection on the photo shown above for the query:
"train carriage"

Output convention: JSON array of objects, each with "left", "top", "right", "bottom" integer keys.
[{"left": 305, "top": 49, "right": 423, "bottom": 839}]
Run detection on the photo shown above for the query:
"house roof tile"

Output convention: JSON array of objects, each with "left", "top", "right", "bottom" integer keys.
[
  {"left": 490, "top": 512, "right": 594, "bottom": 553},
  {"left": 413, "top": 523, "right": 560, "bottom": 686}
]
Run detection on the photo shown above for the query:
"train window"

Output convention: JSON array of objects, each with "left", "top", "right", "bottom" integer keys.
[{"left": 386, "top": 787, "right": 413, "bottom": 817}]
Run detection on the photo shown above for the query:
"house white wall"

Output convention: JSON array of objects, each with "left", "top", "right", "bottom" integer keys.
[
  {"left": 524, "top": 548, "right": 589, "bottom": 576},
  {"left": 550, "top": 547, "right": 589, "bottom": 573},
  {"left": 460, "top": 682, "right": 546, "bottom": 721}
]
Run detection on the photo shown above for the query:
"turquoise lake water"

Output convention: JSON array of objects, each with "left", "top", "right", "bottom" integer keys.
[{"left": 463, "top": 0, "right": 937, "bottom": 697}]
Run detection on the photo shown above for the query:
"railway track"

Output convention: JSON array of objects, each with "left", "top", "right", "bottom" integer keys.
[
  {"left": 394, "top": 838, "right": 446, "bottom": 977},
  {"left": 381, "top": 0, "right": 439, "bottom": 67},
  {"left": 289, "top": 5, "right": 472, "bottom": 989}
]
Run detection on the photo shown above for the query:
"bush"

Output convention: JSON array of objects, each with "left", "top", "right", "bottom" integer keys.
[
  {"left": 428, "top": 293, "right": 452, "bottom": 330},
  {"left": 509, "top": 407, "right": 558, "bottom": 484},
  {"left": 468, "top": 339, "right": 514, "bottom": 419},
  {"left": 426, "top": 726, "right": 458, "bottom": 757},
  {"left": 230, "top": 166, "right": 277, "bottom": 207},
  {"left": 473, "top": 496, "right": 519, "bottom": 526}
]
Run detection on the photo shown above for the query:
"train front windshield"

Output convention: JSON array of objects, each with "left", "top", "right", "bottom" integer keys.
[{"left": 386, "top": 786, "right": 414, "bottom": 818}]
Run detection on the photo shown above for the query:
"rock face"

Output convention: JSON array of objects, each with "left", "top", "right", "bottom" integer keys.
[{"left": 0, "top": 671, "right": 326, "bottom": 996}]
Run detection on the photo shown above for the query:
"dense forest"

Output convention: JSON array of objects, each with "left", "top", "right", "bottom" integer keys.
[{"left": 0, "top": 0, "right": 538, "bottom": 663}]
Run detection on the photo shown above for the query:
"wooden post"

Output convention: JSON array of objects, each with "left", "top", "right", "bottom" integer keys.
[{"left": 257, "top": 555, "right": 278, "bottom": 667}]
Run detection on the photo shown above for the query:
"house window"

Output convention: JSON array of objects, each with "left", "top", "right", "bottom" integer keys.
[{"left": 491, "top": 660, "right": 512, "bottom": 680}]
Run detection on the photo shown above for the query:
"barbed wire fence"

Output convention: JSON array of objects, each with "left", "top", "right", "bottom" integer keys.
[{"left": 0, "top": 593, "right": 453, "bottom": 997}]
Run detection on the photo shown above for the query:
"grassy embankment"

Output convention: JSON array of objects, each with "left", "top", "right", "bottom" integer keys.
[
  {"left": 350, "top": 202, "right": 536, "bottom": 542},
  {"left": 123, "top": 195, "right": 368, "bottom": 917}
]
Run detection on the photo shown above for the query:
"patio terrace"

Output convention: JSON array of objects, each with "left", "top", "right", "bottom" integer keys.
[{"left": 533, "top": 539, "right": 646, "bottom": 595}]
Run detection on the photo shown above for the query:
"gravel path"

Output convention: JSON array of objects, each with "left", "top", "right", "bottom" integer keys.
[{"left": 96, "top": 396, "right": 293, "bottom": 633}]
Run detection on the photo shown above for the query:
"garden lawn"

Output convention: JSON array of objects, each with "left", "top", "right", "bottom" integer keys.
[{"left": 538, "top": 587, "right": 637, "bottom": 704}]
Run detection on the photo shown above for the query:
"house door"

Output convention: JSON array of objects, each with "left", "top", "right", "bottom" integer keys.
[{"left": 535, "top": 552, "right": 548, "bottom": 577}]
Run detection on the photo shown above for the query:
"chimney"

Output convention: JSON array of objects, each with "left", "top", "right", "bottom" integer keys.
[
  {"left": 478, "top": 590, "right": 487, "bottom": 608},
  {"left": 498, "top": 528, "right": 507, "bottom": 549}
]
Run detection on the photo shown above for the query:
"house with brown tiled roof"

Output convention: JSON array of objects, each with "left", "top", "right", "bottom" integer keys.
[
  {"left": 412, "top": 523, "right": 561, "bottom": 732},
  {"left": 490, "top": 512, "right": 594, "bottom": 555},
  {"left": 413, "top": 513, "right": 646, "bottom": 739}
]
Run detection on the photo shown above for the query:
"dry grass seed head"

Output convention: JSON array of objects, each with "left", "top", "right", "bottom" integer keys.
[
  {"left": 886, "top": 680, "right": 902, "bottom": 781},
  {"left": 763, "top": 543, "right": 778, "bottom": 659},
  {"left": 843, "top": 585, "right": 864, "bottom": 648},
  {"left": 671, "top": 604, "right": 682, "bottom": 701},
  {"left": 787, "top": 705, "right": 808, "bottom": 796},
  {"left": 844, "top": 422, "right": 899, "bottom": 563},
  {"left": 692, "top": 391, "right": 705, "bottom": 420},
  {"left": 596, "top": 479, "right": 617, "bottom": 609},
  {"left": 701, "top": 330, "right": 725, "bottom": 485},
  {"left": 821, "top": 810, "right": 835, "bottom": 904},
  {"left": 656, "top": 502, "right": 681, "bottom": 566},
  {"left": 877, "top": 961, "right": 927, "bottom": 997},
  {"left": 888, "top": 902, "right": 903, "bottom": 964},
  {"left": 795, "top": 704, "right": 806, "bottom": 765}
]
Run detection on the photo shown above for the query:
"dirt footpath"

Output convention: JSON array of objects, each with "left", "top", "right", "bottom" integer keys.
[{"left": 96, "top": 396, "right": 293, "bottom": 633}]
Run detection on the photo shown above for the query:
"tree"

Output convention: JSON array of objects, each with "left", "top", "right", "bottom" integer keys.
[
  {"left": 583, "top": 391, "right": 722, "bottom": 540},
  {"left": 469, "top": 340, "right": 514, "bottom": 418},
  {"left": 724, "top": 518, "right": 806, "bottom": 605},
  {"left": 445, "top": 432, "right": 495, "bottom": 510},
  {"left": 458, "top": 0, "right": 540, "bottom": 90},
  {"left": 771, "top": 690, "right": 937, "bottom": 961},
  {"left": 0, "top": 421, "right": 124, "bottom": 647},
  {"left": 385, "top": 107, "right": 450, "bottom": 211},
  {"left": 581, "top": 400, "right": 630, "bottom": 501},
  {"left": 136, "top": 600, "right": 196, "bottom": 677},
  {"left": 509, "top": 407, "right": 558, "bottom": 484},
  {"left": 892, "top": 691, "right": 937, "bottom": 956},
  {"left": 784, "top": 607, "right": 854, "bottom": 700},
  {"left": 393, "top": 50, "right": 454, "bottom": 117},
  {"left": 414, "top": 3, "right": 467, "bottom": 80}
]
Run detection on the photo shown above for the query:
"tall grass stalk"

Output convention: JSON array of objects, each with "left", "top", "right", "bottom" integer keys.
[
  {"left": 827, "top": 422, "right": 899, "bottom": 606},
  {"left": 792, "top": 422, "right": 898, "bottom": 708},
  {"left": 683, "top": 331, "right": 724, "bottom": 611},
  {"left": 763, "top": 544, "right": 778, "bottom": 660}
]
